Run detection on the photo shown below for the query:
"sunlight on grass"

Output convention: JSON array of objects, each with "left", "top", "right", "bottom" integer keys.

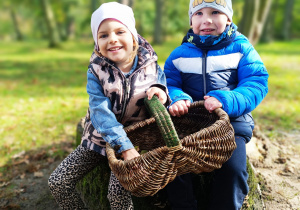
[
  {"left": 0, "top": 95, "right": 88, "bottom": 166},
  {"left": 0, "top": 39, "right": 299, "bottom": 167},
  {"left": 252, "top": 40, "right": 300, "bottom": 137},
  {"left": 0, "top": 40, "right": 91, "bottom": 166}
]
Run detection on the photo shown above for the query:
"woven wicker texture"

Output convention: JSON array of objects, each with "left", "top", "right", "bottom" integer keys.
[{"left": 106, "top": 96, "right": 236, "bottom": 197}]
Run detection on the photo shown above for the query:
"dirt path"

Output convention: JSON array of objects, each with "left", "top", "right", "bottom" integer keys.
[
  {"left": 0, "top": 129, "right": 299, "bottom": 210},
  {"left": 246, "top": 127, "right": 300, "bottom": 209},
  {"left": 0, "top": 160, "right": 61, "bottom": 210}
]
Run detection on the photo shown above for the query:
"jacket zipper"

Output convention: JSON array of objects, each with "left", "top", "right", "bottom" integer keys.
[
  {"left": 118, "top": 59, "right": 153, "bottom": 123},
  {"left": 102, "top": 60, "right": 131, "bottom": 123},
  {"left": 202, "top": 50, "right": 208, "bottom": 95},
  {"left": 119, "top": 77, "right": 130, "bottom": 123}
]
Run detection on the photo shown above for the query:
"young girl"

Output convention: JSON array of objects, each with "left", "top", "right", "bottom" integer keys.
[{"left": 48, "top": 2, "right": 169, "bottom": 209}]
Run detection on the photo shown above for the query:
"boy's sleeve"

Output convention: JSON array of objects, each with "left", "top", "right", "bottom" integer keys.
[
  {"left": 87, "top": 70, "right": 134, "bottom": 153},
  {"left": 164, "top": 54, "right": 193, "bottom": 105},
  {"left": 207, "top": 44, "right": 269, "bottom": 117}
]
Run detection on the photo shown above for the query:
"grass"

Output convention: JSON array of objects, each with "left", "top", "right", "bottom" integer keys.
[
  {"left": 253, "top": 41, "right": 300, "bottom": 139},
  {"left": 0, "top": 38, "right": 299, "bottom": 168},
  {"left": 0, "top": 40, "right": 92, "bottom": 167}
]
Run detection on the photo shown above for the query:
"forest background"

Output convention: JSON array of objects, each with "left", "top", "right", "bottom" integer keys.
[{"left": 0, "top": 0, "right": 299, "bottom": 208}]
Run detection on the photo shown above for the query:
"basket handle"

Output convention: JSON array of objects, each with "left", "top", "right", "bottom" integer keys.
[{"left": 144, "top": 95, "right": 181, "bottom": 148}]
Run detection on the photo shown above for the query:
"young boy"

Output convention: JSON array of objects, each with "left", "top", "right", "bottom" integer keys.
[{"left": 164, "top": 0, "right": 269, "bottom": 209}]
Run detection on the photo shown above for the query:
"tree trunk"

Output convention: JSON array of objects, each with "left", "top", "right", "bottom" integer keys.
[
  {"left": 252, "top": 0, "right": 273, "bottom": 45},
  {"left": 261, "top": 0, "right": 279, "bottom": 43},
  {"left": 238, "top": 0, "right": 259, "bottom": 40},
  {"left": 238, "top": 0, "right": 272, "bottom": 45},
  {"left": 91, "top": 0, "right": 99, "bottom": 12},
  {"left": 10, "top": 7, "right": 23, "bottom": 41},
  {"left": 282, "top": 0, "right": 295, "bottom": 40},
  {"left": 118, "top": 0, "right": 134, "bottom": 7},
  {"left": 40, "top": 0, "right": 61, "bottom": 48},
  {"left": 153, "top": 0, "right": 163, "bottom": 45}
]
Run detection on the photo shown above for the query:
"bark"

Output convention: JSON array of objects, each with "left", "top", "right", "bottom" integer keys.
[
  {"left": 282, "top": 0, "right": 295, "bottom": 40},
  {"left": 261, "top": 0, "right": 279, "bottom": 43},
  {"left": 239, "top": 0, "right": 272, "bottom": 45},
  {"left": 41, "top": 0, "right": 61, "bottom": 48},
  {"left": 10, "top": 7, "right": 23, "bottom": 41},
  {"left": 238, "top": 0, "right": 259, "bottom": 39},
  {"left": 118, "top": 0, "right": 134, "bottom": 7},
  {"left": 153, "top": 0, "right": 164, "bottom": 45},
  {"left": 91, "top": 0, "right": 99, "bottom": 12},
  {"left": 251, "top": 0, "right": 273, "bottom": 45}
]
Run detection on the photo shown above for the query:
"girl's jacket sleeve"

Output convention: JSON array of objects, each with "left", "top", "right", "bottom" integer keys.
[
  {"left": 87, "top": 70, "right": 134, "bottom": 153},
  {"left": 207, "top": 44, "right": 269, "bottom": 117}
]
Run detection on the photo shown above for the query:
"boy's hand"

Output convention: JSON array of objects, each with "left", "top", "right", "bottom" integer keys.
[
  {"left": 122, "top": 148, "right": 140, "bottom": 160},
  {"left": 168, "top": 100, "right": 191, "bottom": 117},
  {"left": 146, "top": 87, "right": 167, "bottom": 105},
  {"left": 204, "top": 96, "right": 222, "bottom": 113}
]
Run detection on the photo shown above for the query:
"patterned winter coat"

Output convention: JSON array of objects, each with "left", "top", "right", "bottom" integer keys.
[{"left": 81, "top": 35, "right": 168, "bottom": 155}]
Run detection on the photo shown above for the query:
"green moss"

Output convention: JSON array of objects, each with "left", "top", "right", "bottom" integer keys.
[
  {"left": 241, "top": 159, "right": 264, "bottom": 210},
  {"left": 76, "top": 162, "right": 111, "bottom": 209}
]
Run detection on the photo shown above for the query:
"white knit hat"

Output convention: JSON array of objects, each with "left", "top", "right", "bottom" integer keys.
[
  {"left": 189, "top": 0, "right": 233, "bottom": 25},
  {"left": 91, "top": 2, "right": 138, "bottom": 49}
]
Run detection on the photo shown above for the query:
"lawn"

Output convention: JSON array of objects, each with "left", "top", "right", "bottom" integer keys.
[{"left": 0, "top": 38, "right": 299, "bottom": 168}]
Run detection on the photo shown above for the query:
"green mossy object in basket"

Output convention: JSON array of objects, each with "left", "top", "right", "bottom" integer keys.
[{"left": 144, "top": 95, "right": 181, "bottom": 148}]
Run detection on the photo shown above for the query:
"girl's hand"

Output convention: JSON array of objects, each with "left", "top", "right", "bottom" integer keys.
[
  {"left": 146, "top": 87, "right": 167, "bottom": 105},
  {"left": 204, "top": 96, "right": 222, "bottom": 113},
  {"left": 122, "top": 148, "right": 140, "bottom": 160},
  {"left": 168, "top": 100, "right": 191, "bottom": 117}
]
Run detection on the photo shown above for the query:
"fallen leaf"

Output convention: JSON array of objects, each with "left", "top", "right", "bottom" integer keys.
[
  {"left": 12, "top": 151, "right": 25, "bottom": 159},
  {"left": 0, "top": 181, "right": 11, "bottom": 188},
  {"left": 20, "top": 173, "right": 26, "bottom": 179},
  {"left": 33, "top": 171, "right": 44, "bottom": 178}
]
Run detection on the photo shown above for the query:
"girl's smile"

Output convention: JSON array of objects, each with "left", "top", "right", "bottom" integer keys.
[{"left": 108, "top": 46, "right": 123, "bottom": 51}]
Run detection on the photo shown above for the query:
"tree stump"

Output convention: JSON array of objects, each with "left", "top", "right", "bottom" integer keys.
[{"left": 75, "top": 119, "right": 264, "bottom": 210}]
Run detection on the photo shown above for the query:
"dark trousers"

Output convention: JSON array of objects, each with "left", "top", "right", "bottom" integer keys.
[{"left": 166, "top": 136, "right": 248, "bottom": 210}]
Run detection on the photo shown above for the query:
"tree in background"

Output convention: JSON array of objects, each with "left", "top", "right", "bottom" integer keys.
[
  {"left": 260, "top": 0, "right": 280, "bottom": 43},
  {"left": 153, "top": 0, "right": 164, "bottom": 44},
  {"left": 52, "top": 0, "right": 77, "bottom": 41},
  {"left": 1, "top": 0, "right": 300, "bottom": 45},
  {"left": 282, "top": 0, "right": 295, "bottom": 40},
  {"left": 0, "top": 1, "right": 24, "bottom": 41},
  {"left": 238, "top": 0, "right": 273, "bottom": 45},
  {"left": 41, "top": 0, "right": 61, "bottom": 47},
  {"left": 118, "top": 0, "right": 134, "bottom": 8},
  {"left": 10, "top": 6, "right": 23, "bottom": 41}
]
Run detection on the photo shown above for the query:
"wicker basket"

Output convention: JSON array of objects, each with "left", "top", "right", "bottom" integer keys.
[{"left": 106, "top": 96, "right": 236, "bottom": 197}]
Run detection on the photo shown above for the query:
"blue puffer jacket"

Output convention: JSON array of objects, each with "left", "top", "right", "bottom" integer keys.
[{"left": 164, "top": 33, "right": 269, "bottom": 142}]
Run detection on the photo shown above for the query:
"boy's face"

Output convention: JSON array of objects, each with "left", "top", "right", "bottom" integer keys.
[
  {"left": 191, "top": 7, "right": 231, "bottom": 36},
  {"left": 97, "top": 19, "right": 134, "bottom": 70}
]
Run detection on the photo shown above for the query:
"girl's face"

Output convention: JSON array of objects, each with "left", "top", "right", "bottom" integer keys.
[
  {"left": 97, "top": 19, "right": 135, "bottom": 71},
  {"left": 191, "top": 7, "right": 231, "bottom": 36}
]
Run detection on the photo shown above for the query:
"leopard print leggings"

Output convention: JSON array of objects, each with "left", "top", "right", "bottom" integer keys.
[{"left": 48, "top": 145, "right": 133, "bottom": 210}]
